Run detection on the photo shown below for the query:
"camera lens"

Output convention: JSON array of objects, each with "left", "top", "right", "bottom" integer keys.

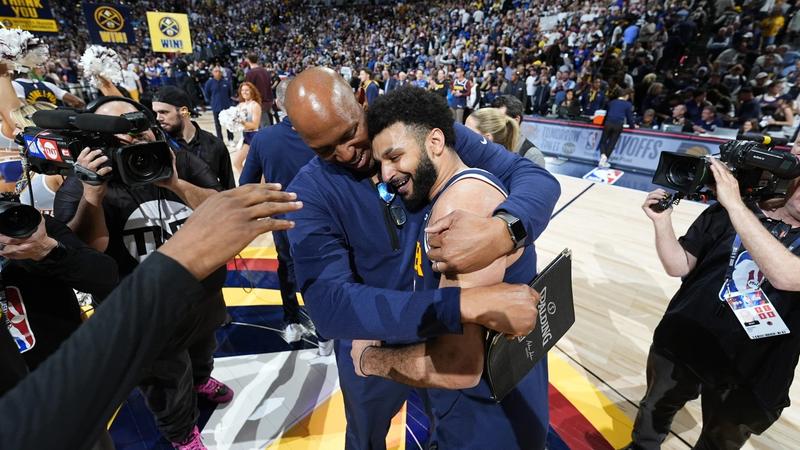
[
  {"left": 0, "top": 202, "right": 41, "bottom": 239},
  {"left": 666, "top": 159, "right": 698, "bottom": 188},
  {"left": 127, "top": 150, "right": 158, "bottom": 179}
]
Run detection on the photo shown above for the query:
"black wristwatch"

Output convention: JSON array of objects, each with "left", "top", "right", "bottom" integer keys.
[
  {"left": 44, "top": 240, "right": 68, "bottom": 262},
  {"left": 494, "top": 211, "right": 527, "bottom": 250}
]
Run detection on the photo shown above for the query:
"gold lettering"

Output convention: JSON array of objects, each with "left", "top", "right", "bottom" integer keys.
[
  {"left": 414, "top": 242, "right": 423, "bottom": 276},
  {"left": 100, "top": 31, "right": 128, "bottom": 44},
  {"left": 10, "top": 5, "right": 38, "bottom": 17}
]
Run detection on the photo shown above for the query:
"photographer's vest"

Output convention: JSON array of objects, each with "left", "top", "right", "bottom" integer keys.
[{"left": 17, "top": 79, "right": 61, "bottom": 106}]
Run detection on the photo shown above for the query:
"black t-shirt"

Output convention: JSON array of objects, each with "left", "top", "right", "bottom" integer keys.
[
  {"left": 653, "top": 203, "right": 800, "bottom": 409},
  {"left": 0, "top": 216, "right": 119, "bottom": 378},
  {"left": 172, "top": 122, "right": 236, "bottom": 190},
  {"left": 432, "top": 79, "right": 450, "bottom": 98},
  {"left": 54, "top": 150, "right": 222, "bottom": 278}
]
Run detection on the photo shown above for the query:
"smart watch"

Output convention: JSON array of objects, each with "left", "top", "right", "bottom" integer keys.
[{"left": 494, "top": 211, "right": 527, "bottom": 250}]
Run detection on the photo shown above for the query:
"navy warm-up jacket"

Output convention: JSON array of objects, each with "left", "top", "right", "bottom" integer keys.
[{"left": 287, "top": 123, "right": 560, "bottom": 342}]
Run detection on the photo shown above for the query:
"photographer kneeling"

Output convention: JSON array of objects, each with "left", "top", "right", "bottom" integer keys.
[
  {"left": 630, "top": 157, "right": 800, "bottom": 450},
  {"left": 52, "top": 97, "right": 228, "bottom": 449}
]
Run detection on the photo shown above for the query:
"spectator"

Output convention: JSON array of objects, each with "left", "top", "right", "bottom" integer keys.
[
  {"left": 597, "top": 88, "right": 636, "bottom": 168},
  {"left": 244, "top": 53, "right": 275, "bottom": 128},
  {"left": 638, "top": 109, "right": 660, "bottom": 129},
  {"left": 557, "top": 89, "right": 582, "bottom": 120},
  {"left": 204, "top": 66, "right": 235, "bottom": 142},
  {"left": 693, "top": 105, "right": 722, "bottom": 133}
]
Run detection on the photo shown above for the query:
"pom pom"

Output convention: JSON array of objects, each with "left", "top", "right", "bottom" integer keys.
[
  {"left": 0, "top": 28, "right": 48, "bottom": 73},
  {"left": 218, "top": 106, "right": 248, "bottom": 132},
  {"left": 79, "top": 45, "right": 123, "bottom": 87}
]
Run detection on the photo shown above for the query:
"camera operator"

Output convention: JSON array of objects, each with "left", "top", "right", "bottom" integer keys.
[
  {"left": 629, "top": 157, "right": 800, "bottom": 450},
  {"left": 52, "top": 97, "right": 229, "bottom": 449},
  {"left": 0, "top": 213, "right": 118, "bottom": 392},
  {"left": 152, "top": 86, "right": 236, "bottom": 190},
  {"left": 0, "top": 184, "right": 302, "bottom": 450},
  {"left": 0, "top": 212, "right": 119, "bottom": 449}
]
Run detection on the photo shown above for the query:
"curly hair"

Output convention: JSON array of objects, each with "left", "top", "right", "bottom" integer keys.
[{"left": 367, "top": 86, "right": 455, "bottom": 148}]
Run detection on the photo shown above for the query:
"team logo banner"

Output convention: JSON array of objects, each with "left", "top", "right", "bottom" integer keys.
[
  {"left": 83, "top": 3, "right": 136, "bottom": 45},
  {"left": 0, "top": 0, "right": 58, "bottom": 33},
  {"left": 146, "top": 11, "right": 192, "bottom": 53}
]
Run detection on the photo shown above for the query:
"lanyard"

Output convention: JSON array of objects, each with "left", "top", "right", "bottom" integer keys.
[{"left": 725, "top": 227, "right": 800, "bottom": 288}]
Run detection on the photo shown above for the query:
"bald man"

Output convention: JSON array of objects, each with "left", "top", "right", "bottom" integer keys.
[
  {"left": 52, "top": 98, "right": 232, "bottom": 449},
  {"left": 283, "top": 68, "right": 560, "bottom": 449}
]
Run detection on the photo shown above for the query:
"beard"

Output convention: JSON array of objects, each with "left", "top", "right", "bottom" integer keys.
[{"left": 404, "top": 151, "right": 438, "bottom": 212}]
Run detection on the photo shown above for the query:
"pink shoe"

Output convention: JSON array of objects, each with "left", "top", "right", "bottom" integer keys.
[
  {"left": 195, "top": 376, "right": 234, "bottom": 404},
  {"left": 172, "top": 425, "right": 206, "bottom": 449}
]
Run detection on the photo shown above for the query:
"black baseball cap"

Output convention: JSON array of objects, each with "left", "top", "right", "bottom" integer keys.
[{"left": 153, "top": 86, "right": 192, "bottom": 110}]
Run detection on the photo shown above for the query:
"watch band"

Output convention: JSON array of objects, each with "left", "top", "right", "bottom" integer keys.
[{"left": 494, "top": 211, "right": 527, "bottom": 250}]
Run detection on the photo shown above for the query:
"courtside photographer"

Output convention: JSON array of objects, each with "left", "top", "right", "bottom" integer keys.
[
  {"left": 628, "top": 136, "right": 800, "bottom": 449},
  {"left": 21, "top": 96, "right": 230, "bottom": 448},
  {"left": 0, "top": 195, "right": 118, "bottom": 390}
]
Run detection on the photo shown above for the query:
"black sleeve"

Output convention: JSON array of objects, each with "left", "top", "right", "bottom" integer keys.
[
  {"left": 176, "top": 151, "right": 223, "bottom": 191},
  {"left": 214, "top": 140, "right": 236, "bottom": 190},
  {"left": 678, "top": 203, "right": 730, "bottom": 258},
  {"left": 0, "top": 328, "right": 28, "bottom": 396},
  {"left": 12, "top": 216, "right": 119, "bottom": 298},
  {"left": 52, "top": 176, "right": 85, "bottom": 224},
  {"left": 0, "top": 252, "right": 205, "bottom": 450}
]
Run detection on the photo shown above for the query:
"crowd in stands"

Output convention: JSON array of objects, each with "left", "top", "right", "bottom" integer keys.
[{"left": 32, "top": 0, "right": 800, "bottom": 139}]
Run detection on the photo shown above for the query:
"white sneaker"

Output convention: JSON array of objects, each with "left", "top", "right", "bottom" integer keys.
[
  {"left": 598, "top": 154, "right": 610, "bottom": 168},
  {"left": 318, "top": 339, "right": 334, "bottom": 357},
  {"left": 283, "top": 323, "right": 308, "bottom": 343}
]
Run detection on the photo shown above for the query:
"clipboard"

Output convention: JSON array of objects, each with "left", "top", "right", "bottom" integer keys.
[{"left": 484, "top": 248, "right": 575, "bottom": 401}]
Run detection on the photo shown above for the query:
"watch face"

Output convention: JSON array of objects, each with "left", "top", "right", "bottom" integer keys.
[{"left": 509, "top": 217, "right": 526, "bottom": 242}]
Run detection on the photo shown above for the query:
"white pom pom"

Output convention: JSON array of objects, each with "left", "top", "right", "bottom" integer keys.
[
  {"left": 79, "top": 45, "right": 124, "bottom": 88},
  {"left": 0, "top": 28, "right": 48, "bottom": 72},
  {"left": 219, "top": 106, "right": 247, "bottom": 132}
]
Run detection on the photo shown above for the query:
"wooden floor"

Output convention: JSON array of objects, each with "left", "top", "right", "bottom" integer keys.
[
  {"left": 538, "top": 175, "right": 800, "bottom": 449},
  {"left": 195, "top": 112, "right": 799, "bottom": 448}
]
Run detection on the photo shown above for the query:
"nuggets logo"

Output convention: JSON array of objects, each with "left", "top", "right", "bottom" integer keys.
[
  {"left": 25, "top": 89, "right": 57, "bottom": 105},
  {"left": 414, "top": 241, "right": 423, "bottom": 277},
  {"left": 95, "top": 6, "right": 124, "bottom": 32},
  {"left": 159, "top": 17, "right": 180, "bottom": 37}
]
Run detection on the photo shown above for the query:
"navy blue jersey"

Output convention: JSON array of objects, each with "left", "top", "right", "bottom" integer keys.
[
  {"left": 287, "top": 123, "right": 560, "bottom": 343},
  {"left": 413, "top": 168, "right": 549, "bottom": 449},
  {"left": 413, "top": 168, "right": 536, "bottom": 290}
]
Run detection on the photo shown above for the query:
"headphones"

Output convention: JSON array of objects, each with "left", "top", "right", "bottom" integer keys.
[{"left": 85, "top": 96, "right": 167, "bottom": 141}]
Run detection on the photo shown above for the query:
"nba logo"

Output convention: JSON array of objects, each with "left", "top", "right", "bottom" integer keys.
[{"left": 3, "top": 287, "right": 35, "bottom": 353}]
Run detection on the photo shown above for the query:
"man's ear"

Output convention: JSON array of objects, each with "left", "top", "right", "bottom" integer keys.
[
  {"left": 180, "top": 106, "right": 190, "bottom": 117},
  {"left": 427, "top": 128, "right": 446, "bottom": 158}
]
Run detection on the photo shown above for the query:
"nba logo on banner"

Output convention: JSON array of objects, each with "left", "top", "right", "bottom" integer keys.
[{"left": 2, "top": 287, "right": 36, "bottom": 353}]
